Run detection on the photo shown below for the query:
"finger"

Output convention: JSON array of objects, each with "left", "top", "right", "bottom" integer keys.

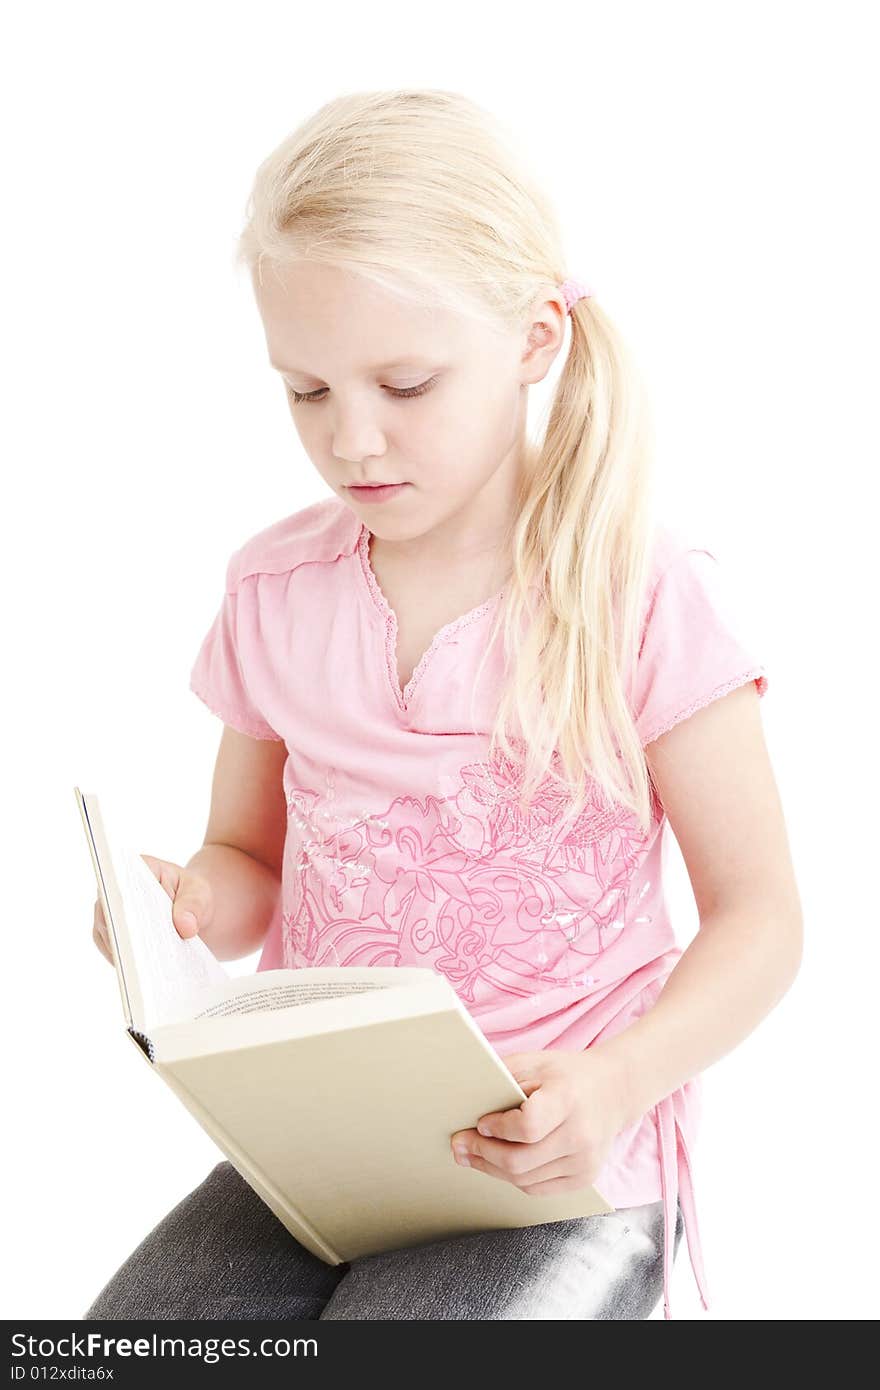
[
  {"left": 497, "top": 1051, "right": 549, "bottom": 1077},
  {"left": 173, "top": 907, "right": 200, "bottom": 937},
  {"left": 496, "top": 1052, "right": 546, "bottom": 1102},
  {"left": 141, "top": 854, "right": 179, "bottom": 903},
  {"left": 92, "top": 921, "right": 113, "bottom": 964},
  {"left": 142, "top": 855, "right": 202, "bottom": 937},
  {"left": 455, "top": 1144, "right": 577, "bottom": 1190},
  {"left": 469, "top": 1111, "right": 569, "bottom": 1172},
  {"left": 171, "top": 880, "right": 212, "bottom": 938},
  {"left": 477, "top": 1085, "right": 561, "bottom": 1144},
  {"left": 93, "top": 900, "right": 118, "bottom": 963},
  {"left": 517, "top": 1170, "right": 599, "bottom": 1196}
]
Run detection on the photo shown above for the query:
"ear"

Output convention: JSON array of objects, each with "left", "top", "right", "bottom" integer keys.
[{"left": 521, "top": 289, "right": 568, "bottom": 385}]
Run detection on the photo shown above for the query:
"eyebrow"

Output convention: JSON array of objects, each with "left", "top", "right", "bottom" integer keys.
[{"left": 269, "top": 356, "right": 439, "bottom": 377}]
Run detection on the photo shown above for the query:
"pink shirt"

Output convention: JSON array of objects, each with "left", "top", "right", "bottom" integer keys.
[{"left": 189, "top": 495, "right": 768, "bottom": 1320}]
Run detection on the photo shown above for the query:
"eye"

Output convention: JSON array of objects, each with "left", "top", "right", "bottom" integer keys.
[{"left": 285, "top": 377, "right": 439, "bottom": 405}]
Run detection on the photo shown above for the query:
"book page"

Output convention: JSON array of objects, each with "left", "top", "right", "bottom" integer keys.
[
  {"left": 114, "top": 846, "right": 230, "bottom": 1031},
  {"left": 192, "top": 975, "right": 404, "bottom": 1020}
]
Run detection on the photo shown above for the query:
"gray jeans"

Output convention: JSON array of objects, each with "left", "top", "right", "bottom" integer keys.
[{"left": 83, "top": 1160, "right": 683, "bottom": 1321}]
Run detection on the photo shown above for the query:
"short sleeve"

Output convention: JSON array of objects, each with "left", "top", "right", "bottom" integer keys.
[
  {"left": 632, "top": 547, "right": 768, "bottom": 747},
  {"left": 188, "top": 560, "right": 283, "bottom": 742}
]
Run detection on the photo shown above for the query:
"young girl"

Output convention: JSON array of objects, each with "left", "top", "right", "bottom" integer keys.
[{"left": 87, "top": 88, "right": 802, "bottom": 1322}]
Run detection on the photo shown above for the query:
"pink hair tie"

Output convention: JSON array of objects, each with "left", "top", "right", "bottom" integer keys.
[{"left": 560, "top": 277, "right": 593, "bottom": 313}]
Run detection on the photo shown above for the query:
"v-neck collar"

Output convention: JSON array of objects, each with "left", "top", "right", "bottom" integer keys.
[{"left": 354, "top": 523, "right": 504, "bottom": 714}]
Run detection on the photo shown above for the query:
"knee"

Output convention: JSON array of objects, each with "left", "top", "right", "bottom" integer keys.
[
  {"left": 83, "top": 1277, "right": 149, "bottom": 1321},
  {"left": 83, "top": 1263, "right": 197, "bottom": 1322},
  {"left": 81, "top": 1163, "right": 236, "bottom": 1321}
]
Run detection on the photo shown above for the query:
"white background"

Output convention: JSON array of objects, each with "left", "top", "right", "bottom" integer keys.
[{"left": 3, "top": 0, "right": 877, "bottom": 1323}]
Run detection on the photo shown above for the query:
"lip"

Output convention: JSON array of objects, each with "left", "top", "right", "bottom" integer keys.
[{"left": 347, "top": 483, "right": 411, "bottom": 503}]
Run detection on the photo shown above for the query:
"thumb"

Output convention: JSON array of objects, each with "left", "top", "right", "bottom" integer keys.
[
  {"left": 498, "top": 1051, "right": 541, "bottom": 1074},
  {"left": 498, "top": 1052, "right": 545, "bottom": 1093},
  {"left": 171, "top": 870, "right": 213, "bottom": 939},
  {"left": 172, "top": 897, "right": 201, "bottom": 937}
]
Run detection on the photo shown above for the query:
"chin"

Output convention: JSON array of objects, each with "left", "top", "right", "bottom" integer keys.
[{"left": 362, "top": 510, "right": 440, "bottom": 545}]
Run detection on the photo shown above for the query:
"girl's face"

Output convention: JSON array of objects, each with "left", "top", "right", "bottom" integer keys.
[{"left": 252, "top": 260, "right": 554, "bottom": 548}]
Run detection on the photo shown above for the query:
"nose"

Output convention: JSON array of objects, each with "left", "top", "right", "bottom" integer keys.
[
  {"left": 322, "top": 392, "right": 388, "bottom": 462},
  {"left": 331, "top": 422, "right": 387, "bottom": 466}
]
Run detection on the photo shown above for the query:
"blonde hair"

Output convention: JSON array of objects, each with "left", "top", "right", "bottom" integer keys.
[{"left": 236, "top": 89, "right": 660, "bottom": 836}]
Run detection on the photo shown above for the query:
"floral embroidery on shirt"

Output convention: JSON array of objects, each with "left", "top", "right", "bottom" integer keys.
[{"left": 282, "top": 740, "right": 658, "bottom": 1006}]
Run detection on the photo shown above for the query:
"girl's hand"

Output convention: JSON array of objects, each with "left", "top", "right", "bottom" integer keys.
[
  {"left": 91, "top": 853, "right": 214, "bottom": 965},
  {"left": 449, "top": 1047, "right": 635, "bottom": 1196}
]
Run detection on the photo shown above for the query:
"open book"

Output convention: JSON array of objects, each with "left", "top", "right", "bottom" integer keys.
[{"left": 74, "top": 785, "right": 614, "bottom": 1265}]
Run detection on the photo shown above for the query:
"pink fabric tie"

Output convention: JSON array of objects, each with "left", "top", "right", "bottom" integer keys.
[
  {"left": 655, "top": 1092, "right": 712, "bottom": 1319},
  {"left": 560, "top": 277, "right": 592, "bottom": 313}
]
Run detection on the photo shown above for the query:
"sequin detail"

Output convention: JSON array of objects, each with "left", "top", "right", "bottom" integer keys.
[{"left": 282, "top": 741, "right": 656, "bottom": 1004}]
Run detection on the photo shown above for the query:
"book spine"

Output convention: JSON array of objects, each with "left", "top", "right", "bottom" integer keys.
[{"left": 127, "top": 1027, "right": 155, "bottom": 1063}]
